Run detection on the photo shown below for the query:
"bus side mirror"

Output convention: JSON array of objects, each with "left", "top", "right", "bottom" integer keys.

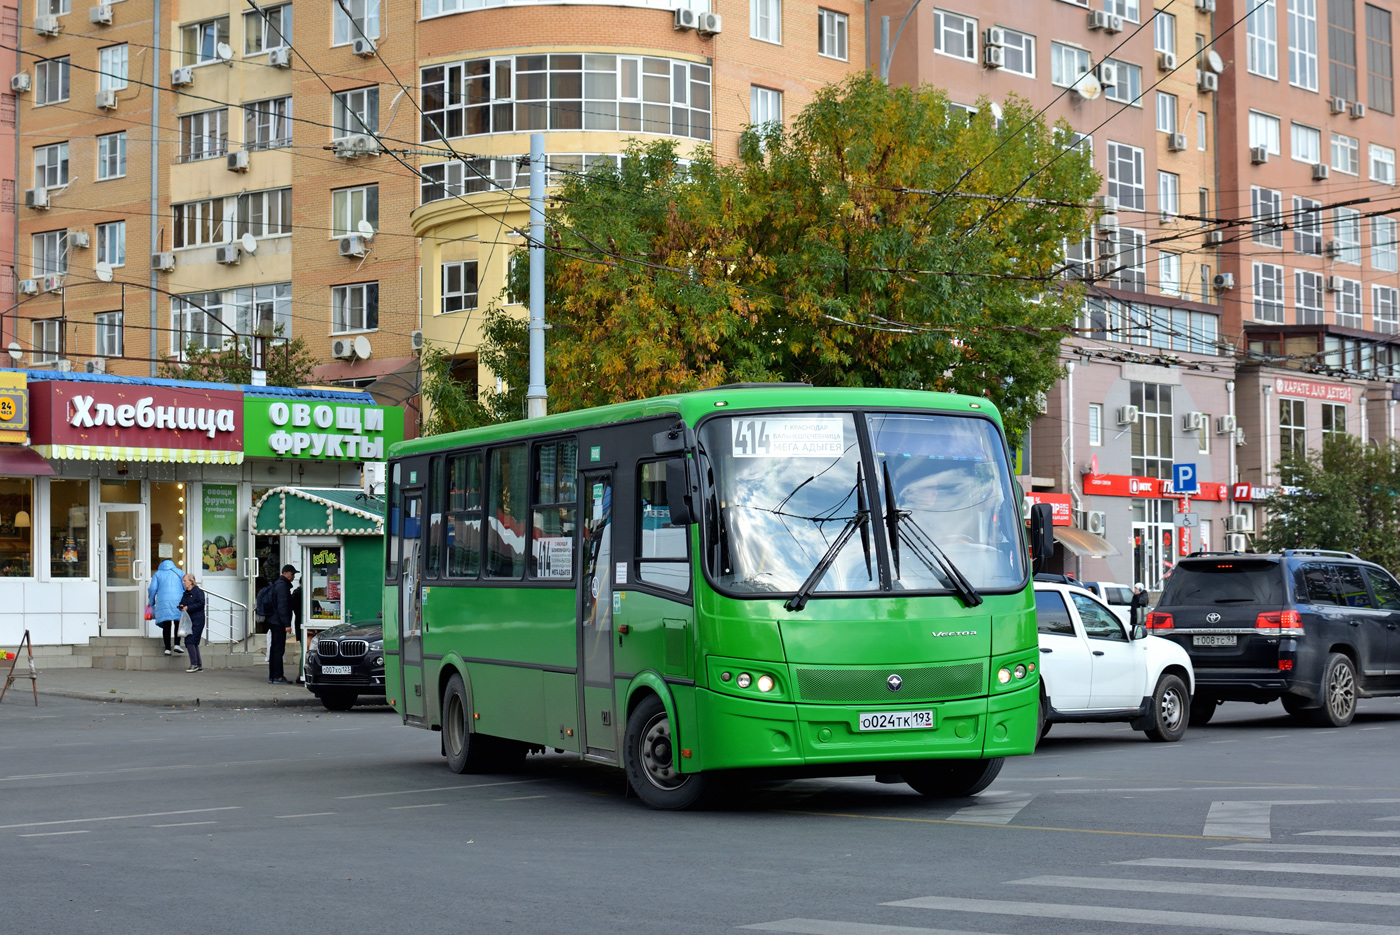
[
  {"left": 652, "top": 420, "right": 695, "bottom": 455},
  {"left": 1029, "top": 502, "right": 1055, "bottom": 572},
  {"left": 664, "top": 458, "right": 698, "bottom": 526}
]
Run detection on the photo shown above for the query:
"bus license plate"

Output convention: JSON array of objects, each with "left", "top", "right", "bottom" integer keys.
[
  {"left": 858, "top": 710, "right": 934, "bottom": 731},
  {"left": 322, "top": 665, "right": 353, "bottom": 675},
  {"left": 1193, "top": 635, "right": 1237, "bottom": 647}
]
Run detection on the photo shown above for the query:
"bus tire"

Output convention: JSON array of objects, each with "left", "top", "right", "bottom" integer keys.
[
  {"left": 320, "top": 691, "right": 356, "bottom": 712},
  {"left": 1037, "top": 692, "right": 1052, "bottom": 743},
  {"left": 623, "top": 694, "right": 709, "bottom": 810},
  {"left": 901, "top": 757, "right": 1004, "bottom": 798},
  {"left": 442, "top": 673, "right": 491, "bottom": 774}
]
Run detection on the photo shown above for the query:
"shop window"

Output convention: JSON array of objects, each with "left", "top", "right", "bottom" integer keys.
[
  {"left": 446, "top": 451, "right": 481, "bottom": 577},
  {"left": 309, "top": 547, "right": 343, "bottom": 623},
  {"left": 637, "top": 460, "right": 690, "bottom": 592},
  {"left": 50, "top": 478, "right": 90, "bottom": 578},
  {"left": 485, "top": 445, "right": 528, "bottom": 578},
  {"left": 0, "top": 476, "right": 33, "bottom": 577},
  {"left": 200, "top": 483, "right": 238, "bottom": 574},
  {"left": 531, "top": 438, "right": 577, "bottom": 579}
]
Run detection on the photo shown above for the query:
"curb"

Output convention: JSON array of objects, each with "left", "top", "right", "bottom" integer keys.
[{"left": 40, "top": 689, "right": 321, "bottom": 709}]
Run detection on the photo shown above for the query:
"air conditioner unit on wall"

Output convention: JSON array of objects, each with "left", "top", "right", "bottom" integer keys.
[
  {"left": 269, "top": 47, "right": 292, "bottom": 68},
  {"left": 215, "top": 245, "right": 241, "bottom": 265},
  {"left": 1197, "top": 71, "right": 1218, "bottom": 92},
  {"left": 10, "top": 73, "right": 30, "bottom": 92},
  {"left": 171, "top": 67, "right": 194, "bottom": 87},
  {"left": 1196, "top": 0, "right": 1216, "bottom": 11},
  {"left": 42, "top": 275, "right": 63, "bottom": 293},
  {"left": 334, "top": 134, "right": 380, "bottom": 158},
  {"left": 1158, "top": 52, "right": 1177, "bottom": 71},
  {"left": 152, "top": 251, "right": 176, "bottom": 271},
  {"left": 983, "top": 46, "right": 1005, "bottom": 68},
  {"left": 1250, "top": 146, "right": 1269, "bottom": 164},
  {"left": 696, "top": 11, "right": 722, "bottom": 34},
  {"left": 33, "top": 14, "right": 60, "bottom": 36},
  {"left": 69, "top": 230, "right": 89, "bottom": 248},
  {"left": 25, "top": 188, "right": 49, "bottom": 209},
  {"left": 1313, "top": 163, "right": 1330, "bottom": 180},
  {"left": 1216, "top": 414, "right": 1237, "bottom": 434},
  {"left": 673, "top": 7, "right": 697, "bottom": 30},
  {"left": 85, "top": 358, "right": 106, "bottom": 373},
  {"left": 1350, "top": 101, "right": 1366, "bottom": 118},
  {"left": 339, "top": 234, "right": 369, "bottom": 258},
  {"left": 411, "top": 330, "right": 424, "bottom": 351},
  {"left": 984, "top": 27, "right": 1006, "bottom": 47},
  {"left": 227, "top": 151, "right": 249, "bottom": 172},
  {"left": 1168, "top": 132, "right": 1188, "bottom": 152},
  {"left": 331, "top": 338, "right": 355, "bottom": 359},
  {"left": 1097, "top": 195, "right": 1119, "bottom": 214},
  {"left": 1330, "top": 96, "right": 1348, "bottom": 114},
  {"left": 1225, "top": 514, "right": 1254, "bottom": 533},
  {"left": 94, "top": 89, "right": 117, "bottom": 111},
  {"left": 1117, "top": 404, "right": 1140, "bottom": 425},
  {"left": 1097, "top": 62, "right": 1119, "bottom": 88},
  {"left": 352, "top": 37, "right": 376, "bottom": 57},
  {"left": 1213, "top": 272, "right": 1234, "bottom": 290},
  {"left": 1182, "top": 411, "right": 1207, "bottom": 431},
  {"left": 1105, "top": 14, "right": 1124, "bottom": 32},
  {"left": 17, "top": 279, "right": 37, "bottom": 295},
  {"left": 1326, "top": 275, "right": 1344, "bottom": 292},
  {"left": 1225, "top": 533, "right": 1249, "bottom": 551},
  {"left": 1088, "top": 9, "right": 1112, "bottom": 29},
  {"left": 89, "top": 4, "right": 112, "bottom": 25},
  {"left": 1204, "top": 229, "right": 1224, "bottom": 245},
  {"left": 1083, "top": 511, "right": 1107, "bottom": 535}
]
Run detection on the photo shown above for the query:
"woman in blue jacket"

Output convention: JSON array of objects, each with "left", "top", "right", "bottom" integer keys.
[
  {"left": 147, "top": 559, "right": 185, "bottom": 656},
  {"left": 179, "top": 573, "right": 206, "bottom": 672}
]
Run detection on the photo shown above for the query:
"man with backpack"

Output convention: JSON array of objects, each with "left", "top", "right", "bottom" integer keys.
[{"left": 265, "top": 564, "right": 297, "bottom": 684}]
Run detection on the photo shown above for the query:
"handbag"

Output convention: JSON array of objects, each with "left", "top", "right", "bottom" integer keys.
[
  {"left": 177, "top": 609, "right": 193, "bottom": 639},
  {"left": 144, "top": 604, "right": 154, "bottom": 621}
]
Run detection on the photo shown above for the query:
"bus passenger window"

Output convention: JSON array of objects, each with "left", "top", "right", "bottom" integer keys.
[
  {"left": 446, "top": 452, "right": 482, "bottom": 578},
  {"left": 386, "top": 462, "right": 401, "bottom": 580},
  {"left": 427, "top": 458, "right": 443, "bottom": 578},
  {"left": 638, "top": 461, "right": 690, "bottom": 593},
  {"left": 531, "top": 439, "right": 578, "bottom": 579},
  {"left": 486, "top": 444, "right": 529, "bottom": 578}
]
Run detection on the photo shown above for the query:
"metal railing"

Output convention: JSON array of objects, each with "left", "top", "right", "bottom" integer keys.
[{"left": 202, "top": 590, "right": 251, "bottom": 651}]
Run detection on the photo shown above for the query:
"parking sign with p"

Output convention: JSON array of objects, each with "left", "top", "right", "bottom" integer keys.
[{"left": 1172, "top": 462, "right": 1198, "bottom": 494}]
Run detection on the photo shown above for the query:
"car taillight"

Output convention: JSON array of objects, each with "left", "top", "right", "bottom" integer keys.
[
  {"left": 1280, "top": 610, "right": 1302, "bottom": 629},
  {"left": 1256, "top": 610, "right": 1305, "bottom": 635},
  {"left": 1146, "top": 612, "right": 1173, "bottom": 630}
]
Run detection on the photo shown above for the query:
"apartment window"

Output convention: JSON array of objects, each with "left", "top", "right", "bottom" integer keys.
[
  {"left": 33, "top": 320, "right": 61, "bottom": 363},
  {"left": 1367, "top": 4, "right": 1394, "bottom": 113},
  {"left": 34, "top": 57, "right": 68, "bottom": 105},
  {"left": 750, "top": 86, "right": 782, "bottom": 128},
  {"left": 332, "top": 0, "right": 379, "bottom": 45},
  {"left": 97, "top": 45, "right": 127, "bottom": 92},
  {"left": 332, "top": 282, "right": 379, "bottom": 333},
  {"left": 817, "top": 8, "right": 847, "bottom": 60},
  {"left": 1106, "top": 141, "right": 1144, "bottom": 210},
  {"left": 1050, "top": 42, "right": 1092, "bottom": 87},
  {"left": 1158, "top": 171, "right": 1179, "bottom": 218},
  {"left": 1291, "top": 122, "right": 1321, "bottom": 162},
  {"left": 1103, "top": 59, "right": 1142, "bottom": 105},
  {"left": 1155, "top": 92, "right": 1177, "bottom": 133},
  {"left": 181, "top": 17, "right": 230, "bottom": 67},
  {"left": 1200, "top": 264, "right": 1213, "bottom": 302},
  {"left": 243, "top": 3, "right": 291, "bottom": 55},
  {"left": 1000, "top": 28, "right": 1035, "bottom": 76},
  {"left": 1247, "top": 0, "right": 1278, "bottom": 79},
  {"left": 1109, "top": 228, "right": 1146, "bottom": 291},
  {"left": 1288, "top": 0, "right": 1319, "bottom": 90},
  {"left": 1104, "top": 0, "right": 1139, "bottom": 23},
  {"left": 94, "top": 311, "right": 122, "bottom": 358},
  {"left": 1198, "top": 111, "right": 1208, "bottom": 150},
  {"left": 1294, "top": 196, "right": 1322, "bottom": 253},
  {"left": 1322, "top": 403, "right": 1347, "bottom": 441},
  {"left": 1296, "top": 270, "right": 1324, "bottom": 323},
  {"left": 171, "top": 292, "right": 226, "bottom": 355},
  {"left": 1332, "top": 132, "right": 1360, "bottom": 173},
  {"left": 1334, "top": 277, "right": 1363, "bottom": 327},
  {"left": 39, "top": 0, "right": 69, "bottom": 14},
  {"left": 93, "top": 132, "right": 124, "bottom": 182},
  {"left": 230, "top": 283, "right": 292, "bottom": 339},
  {"left": 1374, "top": 284, "right": 1400, "bottom": 332},
  {"left": 1334, "top": 206, "right": 1362, "bottom": 263},
  {"left": 442, "top": 261, "right": 478, "bottom": 314},
  {"left": 1159, "top": 252, "right": 1181, "bottom": 296},
  {"left": 933, "top": 9, "right": 976, "bottom": 61},
  {"left": 332, "top": 185, "right": 379, "bottom": 238},
  {"left": 1252, "top": 187, "right": 1283, "bottom": 246},
  {"left": 245, "top": 97, "right": 292, "bottom": 150},
  {"left": 1373, "top": 217, "right": 1398, "bottom": 270},
  {"left": 1253, "top": 262, "right": 1285, "bottom": 322},
  {"left": 95, "top": 220, "right": 124, "bottom": 267},
  {"left": 1155, "top": 11, "right": 1177, "bottom": 54},
  {"left": 173, "top": 198, "right": 229, "bottom": 248},
  {"left": 1199, "top": 187, "right": 1210, "bottom": 225},
  {"left": 750, "top": 0, "right": 781, "bottom": 42},
  {"left": 1088, "top": 403, "right": 1103, "bottom": 446},
  {"left": 1280, "top": 397, "right": 1306, "bottom": 461},
  {"left": 333, "top": 87, "right": 379, "bottom": 139},
  {"left": 179, "top": 109, "right": 228, "bottom": 162},
  {"left": 1130, "top": 383, "right": 1173, "bottom": 479},
  {"left": 236, "top": 188, "right": 292, "bottom": 238},
  {"left": 1329, "top": 0, "right": 1358, "bottom": 101},
  {"left": 32, "top": 230, "right": 66, "bottom": 277},
  {"left": 34, "top": 142, "right": 68, "bottom": 189},
  {"left": 1249, "top": 110, "right": 1281, "bottom": 153},
  {"left": 1370, "top": 143, "right": 1395, "bottom": 183}
]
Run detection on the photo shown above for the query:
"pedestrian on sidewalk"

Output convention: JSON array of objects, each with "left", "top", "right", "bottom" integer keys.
[
  {"left": 147, "top": 559, "right": 186, "bottom": 657},
  {"left": 268, "top": 564, "right": 296, "bottom": 685},
  {"left": 1130, "top": 582, "right": 1149, "bottom": 627},
  {"left": 179, "top": 573, "right": 206, "bottom": 673}
]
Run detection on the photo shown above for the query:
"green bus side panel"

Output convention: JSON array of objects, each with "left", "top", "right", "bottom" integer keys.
[
  {"left": 383, "top": 599, "right": 403, "bottom": 718},
  {"left": 991, "top": 607, "right": 1036, "bottom": 657},
  {"left": 423, "top": 585, "right": 576, "bottom": 669},
  {"left": 468, "top": 662, "right": 544, "bottom": 743},
  {"left": 543, "top": 671, "right": 580, "bottom": 753},
  {"left": 614, "top": 590, "right": 694, "bottom": 681}
]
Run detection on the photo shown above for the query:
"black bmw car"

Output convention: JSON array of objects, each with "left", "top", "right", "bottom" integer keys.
[{"left": 306, "top": 621, "right": 386, "bottom": 711}]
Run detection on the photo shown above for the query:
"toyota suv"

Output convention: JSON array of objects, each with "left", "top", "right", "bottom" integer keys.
[{"left": 1148, "top": 550, "right": 1400, "bottom": 728}]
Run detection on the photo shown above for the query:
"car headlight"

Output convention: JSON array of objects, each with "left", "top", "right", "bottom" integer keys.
[
  {"left": 368, "top": 639, "right": 383, "bottom": 652},
  {"left": 309, "top": 638, "right": 319, "bottom": 655}
]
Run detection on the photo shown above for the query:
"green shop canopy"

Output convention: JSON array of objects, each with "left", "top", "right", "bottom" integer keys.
[{"left": 252, "top": 487, "right": 385, "bottom": 537}]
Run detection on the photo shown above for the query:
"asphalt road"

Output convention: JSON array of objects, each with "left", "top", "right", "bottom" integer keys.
[{"left": 4, "top": 695, "right": 1400, "bottom": 935}]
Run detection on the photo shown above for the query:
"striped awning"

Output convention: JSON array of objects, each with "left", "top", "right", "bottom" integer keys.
[{"left": 33, "top": 444, "right": 243, "bottom": 464}]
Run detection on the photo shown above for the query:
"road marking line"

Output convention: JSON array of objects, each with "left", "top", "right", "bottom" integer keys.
[
  {"left": 1009, "top": 874, "right": 1400, "bottom": 906},
  {"left": 782, "top": 811, "right": 1259, "bottom": 840},
  {"left": 883, "top": 895, "right": 1400, "bottom": 935},
  {"left": 1054, "top": 787, "right": 1183, "bottom": 794},
  {"left": 1298, "top": 831, "right": 1400, "bottom": 838},
  {"left": 496, "top": 795, "right": 547, "bottom": 802},
  {"left": 53, "top": 742, "right": 93, "bottom": 747},
  {"left": 1376, "top": 817, "right": 1400, "bottom": 822},
  {"left": 275, "top": 812, "right": 336, "bottom": 819},
  {"left": 950, "top": 796, "right": 1032, "bottom": 825},
  {"left": 1, "top": 764, "right": 201, "bottom": 782},
  {"left": 0, "top": 807, "right": 241, "bottom": 831},
  {"left": 1206, "top": 801, "right": 1276, "bottom": 838},
  {"left": 743, "top": 920, "right": 998, "bottom": 935},
  {"left": 337, "top": 779, "right": 541, "bottom": 799},
  {"left": 1360, "top": 727, "right": 1386, "bottom": 731},
  {"left": 388, "top": 803, "right": 445, "bottom": 810},
  {"left": 151, "top": 822, "right": 217, "bottom": 828},
  {"left": 1120, "top": 857, "right": 1400, "bottom": 879},
  {"left": 18, "top": 830, "right": 90, "bottom": 838},
  {"left": 1221, "top": 843, "right": 1400, "bottom": 857}
]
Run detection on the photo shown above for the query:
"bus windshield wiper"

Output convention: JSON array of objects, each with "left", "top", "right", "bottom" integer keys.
[
  {"left": 785, "top": 468, "right": 870, "bottom": 613},
  {"left": 879, "top": 463, "right": 982, "bottom": 608}
]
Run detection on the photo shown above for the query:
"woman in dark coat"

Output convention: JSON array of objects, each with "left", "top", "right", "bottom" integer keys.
[
  {"left": 1130, "top": 582, "right": 1150, "bottom": 627},
  {"left": 179, "top": 574, "right": 207, "bottom": 672}
]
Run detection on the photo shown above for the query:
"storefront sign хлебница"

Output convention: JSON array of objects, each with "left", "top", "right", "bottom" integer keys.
[
  {"left": 28, "top": 382, "right": 244, "bottom": 462},
  {"left": 243, "top": 399, "right": 404, "bottom": 460}
]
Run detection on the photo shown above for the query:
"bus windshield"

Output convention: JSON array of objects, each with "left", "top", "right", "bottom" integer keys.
[{"left": 699, "top": 411, "right": 1024, "bottom": 597}]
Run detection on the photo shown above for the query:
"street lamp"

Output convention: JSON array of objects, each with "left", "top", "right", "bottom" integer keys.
[{"left": 877, "top": 0, "right": 925, "bottom": 82}]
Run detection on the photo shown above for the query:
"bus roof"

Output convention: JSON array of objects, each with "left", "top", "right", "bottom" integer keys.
[{"left": 390, "top": 385, "right": 1003, "bottom": 457}]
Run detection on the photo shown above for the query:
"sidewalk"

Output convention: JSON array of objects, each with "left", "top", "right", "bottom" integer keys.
[{"left": 12, "top": 664, "right": 322, "bottom": 709}]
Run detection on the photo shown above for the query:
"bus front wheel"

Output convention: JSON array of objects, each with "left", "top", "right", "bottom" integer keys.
[
  {"left": 442, "top": 673, "right": 491, "bottom": 774},
  {"left": 901, "top": 757, "right": 1004, "bottom": 798},
  {"left": 623, "top": 694, "right": 709, "bottom": 810}
]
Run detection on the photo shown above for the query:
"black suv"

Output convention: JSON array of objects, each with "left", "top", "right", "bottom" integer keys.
[
  {"left": 305, "top": 622, "right": 386, "bottom": 711},
  {"left": 1149, "top": 550, "right": 1400, "bottom": 727}
]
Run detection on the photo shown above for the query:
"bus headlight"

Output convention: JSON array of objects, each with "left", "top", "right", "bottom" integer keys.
[
  {"left": 1014, "top": 664, "right": 1027, "bottom": 679},
  {"left": 997, "top": 667, "right": 1012, "bottom": 684},
  {"left": 736, "top": 673, "right": 752, "bottom": 689},
  {"left": 756, "top": 675, "right": 774, "bottom": 693}
]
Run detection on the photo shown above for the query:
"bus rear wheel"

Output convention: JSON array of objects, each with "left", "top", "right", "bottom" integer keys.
[
  {"left": 901, "top": 757, "right": 1004, "bottom": 798},
  {"left": 623, "top": 694, "right": 709, "bottom": 810},
  {"left": 442, "top": 673, "right": 492, "bottom": 774}
]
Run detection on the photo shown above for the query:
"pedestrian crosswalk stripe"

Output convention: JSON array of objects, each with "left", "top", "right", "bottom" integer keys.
[
  {"left": 949, "top": 794, "right": 1031, "bottom": 825},
  {"left": 1120, "top": 857, "right": 1400, "bottom": 879},
  {"left": 1205, "top": 801, "right": 1276, "bottom": 838},
  {"left": 1220, "top": 843, "right": 1400, "bottom": 857},
  {"left": 882, "top": 895, "right": 1400, "bottom": 935},
  {"left": 1298, "top": 831, "right": 1400, "bottom": 838},
  {"left": 1008, "top": 874, "right": 1400, "bottom": 906},
  {"left": 743, "top": 921, "right": 997, "bottom": 935}
]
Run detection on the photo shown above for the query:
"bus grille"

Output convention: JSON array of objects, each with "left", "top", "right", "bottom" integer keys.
[
  {"left": 794, "top": 662, "right": 986, "bottom": 704},
  {"left": 339, "top": 640, "right": 369, "bottom": 657}
]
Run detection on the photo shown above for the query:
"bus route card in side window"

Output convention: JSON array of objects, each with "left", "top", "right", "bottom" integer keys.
[
  {"left": 731, "top": 417, "right": 845, "bottom": 458},
  {"left": 533, "top": 537, "right": 573, "bottom": 578}
]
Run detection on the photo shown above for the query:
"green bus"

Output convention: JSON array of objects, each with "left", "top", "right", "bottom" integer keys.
[{"left": 383, "top": 385, "right": 1052, "bottom": 808}]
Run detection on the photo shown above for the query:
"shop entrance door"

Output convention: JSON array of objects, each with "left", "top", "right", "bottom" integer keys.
[{"left": 100, "top": 504, "right": 148, "bottom": 635}]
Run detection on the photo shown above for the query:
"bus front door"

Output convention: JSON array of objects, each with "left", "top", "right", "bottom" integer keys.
[
  {"left": 399, "top": 492, "right": 425, "bottom": 720},
  {"left": 579, "top": 471, "right": 617, "bottom": 758}
]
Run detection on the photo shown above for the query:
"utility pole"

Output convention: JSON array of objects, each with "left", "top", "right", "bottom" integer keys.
[
  {"left": 877, "top": 0, "right": 924, "bottom": 82},
  {"left": 526, "top": 133, "right": 548, "bottom": 419}
]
